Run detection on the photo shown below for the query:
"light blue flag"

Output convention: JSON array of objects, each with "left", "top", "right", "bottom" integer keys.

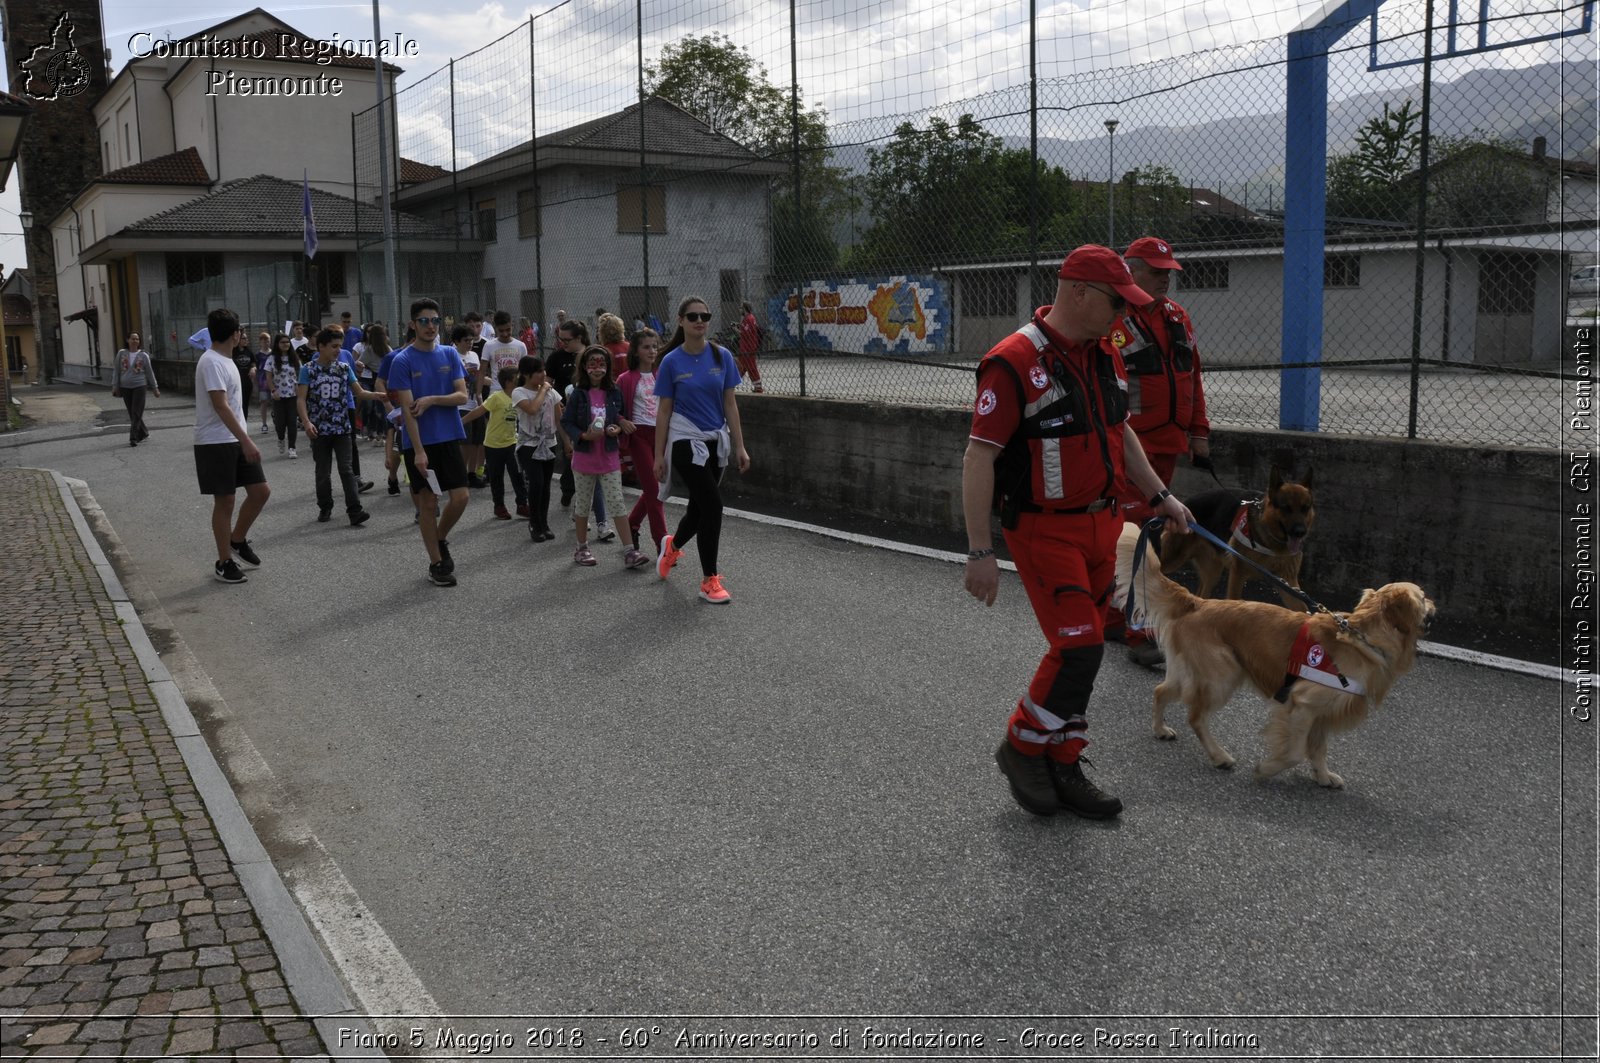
[{"left": 302, "top": 170, "right": 318, "bottom": 260}]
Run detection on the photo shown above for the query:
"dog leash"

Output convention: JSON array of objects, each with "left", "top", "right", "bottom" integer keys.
[
  {"left": 1191, "top": 454, "right": 1225, "bottom": 487},
  {"left": 1128, "top": 516, "right": 1371, "bottom": 650}
]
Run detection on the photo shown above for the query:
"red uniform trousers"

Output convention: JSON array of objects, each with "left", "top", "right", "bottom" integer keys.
[
  {"left": 1106, "top": 449, "right": 1179, "bottom": 647},
  {"left": 1002, "top": 508, "right": 1122, "bottom": 764},
  {"left": 737, "top": 350, "right": 762, "bottom": 385}
]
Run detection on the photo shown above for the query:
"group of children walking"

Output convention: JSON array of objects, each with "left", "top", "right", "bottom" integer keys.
[{"left": 452, "top": 298, "right": 750, "bottom": 603}]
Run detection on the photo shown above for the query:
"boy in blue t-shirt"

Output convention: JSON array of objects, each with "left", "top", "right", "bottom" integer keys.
[{"left": 389, "top": 298, "right": 470, "bottom": 587}]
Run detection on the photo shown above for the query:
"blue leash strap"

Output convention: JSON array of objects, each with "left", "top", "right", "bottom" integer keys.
[
  {"left": 1184, "top": 519, "right": 1323, "bottom": 616},
  {"left": 1121, "top": 517, "right": 1167, "bottom": 626}
]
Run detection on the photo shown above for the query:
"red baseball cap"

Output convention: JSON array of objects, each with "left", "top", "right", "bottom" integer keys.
[
  {"left": 1123, "top": 236, "right": 1182, "bottom": 270},
  {"left": 1058, "top": 245, "right": 1152, "bottom": 305}
]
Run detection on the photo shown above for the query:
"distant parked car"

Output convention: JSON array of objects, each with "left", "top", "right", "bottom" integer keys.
[{"left": 1571, "top": 265, "right": 1600, "bottom": 298}]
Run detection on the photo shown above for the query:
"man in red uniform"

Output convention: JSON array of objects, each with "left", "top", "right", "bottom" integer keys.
[
  {"left": 1107, "top": 236, "right": 1211, "bottom": 669},
  {"left": 737, "top": 302, "right": 765, "bottom": 393},
  {"left": 963, "top": 245, "right": 1194, "bottom": 819}
]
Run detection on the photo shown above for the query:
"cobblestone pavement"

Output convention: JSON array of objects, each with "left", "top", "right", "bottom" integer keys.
[{"left": 0, "top": 468, "right": 327, "bottom": 1060}]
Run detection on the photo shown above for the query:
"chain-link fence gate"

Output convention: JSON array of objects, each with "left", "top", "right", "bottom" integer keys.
[{"left": 350, "top": 0, "right": 1596, "bottom": 449}]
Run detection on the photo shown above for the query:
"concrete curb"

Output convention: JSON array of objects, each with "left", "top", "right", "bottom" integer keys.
[{"left": 48, "top": 470, "right": 387, "bottom": 1063}]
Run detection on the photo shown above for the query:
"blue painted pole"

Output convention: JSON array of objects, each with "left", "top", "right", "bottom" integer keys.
[{"left": 1281, "top": 28, "right": 1328, "bottom": 432}]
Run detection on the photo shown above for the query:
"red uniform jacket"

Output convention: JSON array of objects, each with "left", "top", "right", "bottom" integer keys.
[
  {"left": 1108, "top": 297, "right": 1209, "bottom": 456},
  {"left": 971, "top": 310, "right": 1131, "bottom": 523}
]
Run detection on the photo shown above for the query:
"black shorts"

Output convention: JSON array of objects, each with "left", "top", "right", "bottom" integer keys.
[
  {"left": 194, "top": 443, "right": 268, "bottom": 495},
  {"left": 402, "top": 439, "right": 468, "bottom": 495},
  {"left": 464, "top": 413, "right": 487, "bottom": 445}
]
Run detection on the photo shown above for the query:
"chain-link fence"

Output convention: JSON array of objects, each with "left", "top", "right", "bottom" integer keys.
[{"left": 350, "top": 0, "right": 1596, "bottom": 449}]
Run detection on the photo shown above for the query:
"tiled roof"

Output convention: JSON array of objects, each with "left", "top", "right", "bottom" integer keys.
[
  {"left": 98, "top": 147, "right": 211, "bottom": 187},
  {"left": 399, "top": 157, "right": 449, "bottom": 184},
  {"left": 542, "top": 96, "right": 761, "bottom": 160},
  {"left": 119, "top": 175, "right": 455, "bottom": 239}
]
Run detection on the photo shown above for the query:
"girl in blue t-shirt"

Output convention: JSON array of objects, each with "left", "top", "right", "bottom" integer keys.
[{"left": 651, "top": 296, "right": 751, "bottom": 604}]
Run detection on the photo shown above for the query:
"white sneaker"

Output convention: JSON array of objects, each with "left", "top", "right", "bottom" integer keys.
[
  {"left": 595, "top": 521, "right": 616, "bottom": 543},
  {"left": 288, "top": 447, "right": 298, "bottom": 459}
]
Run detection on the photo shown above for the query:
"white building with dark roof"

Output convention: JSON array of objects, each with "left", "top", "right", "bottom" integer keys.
[
  {"left": 390, "top": 95, "right": 787, "bottom": 330},
  {"left": 48, "top": 6, "right": 406, "bottom": 380}
]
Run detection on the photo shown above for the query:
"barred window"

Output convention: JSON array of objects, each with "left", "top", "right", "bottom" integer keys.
[
  {"left": 1324, "top": 253, "right": 1361, "bottom": 289},
  {"left": 1477, "top": 252, "right": 1537, "bottom": 315},
  {"left": 166, "top": 253, "right": 223, "bottom": 291},
  {"left": 1178, "top": 259, "right": 1230, "bottom": 291}
]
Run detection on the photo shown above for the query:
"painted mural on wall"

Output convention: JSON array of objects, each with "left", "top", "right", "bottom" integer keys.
[{"left": 766, "top": 276, "right": 949, "bottom": 356}]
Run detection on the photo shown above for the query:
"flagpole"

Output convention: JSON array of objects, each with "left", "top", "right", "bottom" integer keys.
[{"left": 302, "top": 169, "right": 319, "bottom": 323}]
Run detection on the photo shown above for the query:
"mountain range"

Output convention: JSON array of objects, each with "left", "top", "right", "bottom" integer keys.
[{"left": 997, "top": 60, "right": 1594, "bottom": 200}]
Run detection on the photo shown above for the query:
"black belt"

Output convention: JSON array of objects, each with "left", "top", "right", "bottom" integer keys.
[{"left": 1016, "top": 497, "right": 1117, "bottom": 515}]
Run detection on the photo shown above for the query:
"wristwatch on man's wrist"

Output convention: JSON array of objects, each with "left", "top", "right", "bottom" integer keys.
[
  {"left": 1149, "top": 488, "right": 1173, "bottom": 508},
  {"left": 967, "top": 548, "right": 995, "bottom": 561}
]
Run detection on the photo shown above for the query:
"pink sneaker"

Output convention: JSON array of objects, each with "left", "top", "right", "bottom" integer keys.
[
  {"left": 698, "top": 574, "right": 731, "bottom": 604},
  {"left": 573, "top": 544, "right": 597, "bottom": 567},
  {"left": 656, "top": 534, "right": 683, "bottom": 580},
  {"left": 623, "top": 547, "right": 649, "bottom": 570}
]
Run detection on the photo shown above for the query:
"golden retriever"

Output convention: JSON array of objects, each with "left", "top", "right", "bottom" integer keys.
[{"left": 1114, "top": 523, "right": 1435, "bottom": 788}]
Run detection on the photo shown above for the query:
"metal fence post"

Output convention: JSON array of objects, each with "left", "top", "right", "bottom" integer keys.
[
  {"left": 789, "top": 0, "right": 806, "bottom": 396},
  {"left": 1406, "top": 0, "right": 1436, "bottom": 440},
  {"left": 637, "top": 0, "right": 650, "bottom": 324},
  {"left": 530, "top": 16, "right": 543, "bottom": 341},
  {"left": 449, "top": 58, "right": 462, "bottom": 317},
  {"left": 1027, "top": 0, "right": 1038, "bottom": 310}
]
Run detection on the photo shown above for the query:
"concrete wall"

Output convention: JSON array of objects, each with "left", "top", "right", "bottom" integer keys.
[{"left": 728, "top": 394, "right": 1559, "bottom": 630}]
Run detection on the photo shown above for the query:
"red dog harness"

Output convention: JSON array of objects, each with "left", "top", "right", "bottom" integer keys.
[
  {"left": 1229, "top": 501, "right": 1265, "bottom": 551},
  {"left": 1273, "top": 621, "right": 1364, "bottom": 703}
]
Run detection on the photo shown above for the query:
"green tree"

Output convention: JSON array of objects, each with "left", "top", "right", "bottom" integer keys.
[
  {"left": 1118, "top": 165, "right": 1191, "bottom": 242},
  {"left": 646, "top": 33, "right": 844, "bottom": 276},
  {"left": 853, "top": 113, "right": 1079, "bottom": 270},
  {"left": 1326, "top": 100, "right": 1421, "bottom": 222},
  {"left": 1425, "top": 134, "right": 1547, "bottom": 229}
]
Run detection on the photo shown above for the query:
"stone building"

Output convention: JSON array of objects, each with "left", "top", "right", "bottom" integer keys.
[{"left": 3, "top": 0, "right": 111, "bottom": 382}]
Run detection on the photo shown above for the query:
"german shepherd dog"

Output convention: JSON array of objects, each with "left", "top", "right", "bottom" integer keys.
[
  {"left": 1114, "top": 524, "right": 1434, "bottom": 788},
  {"left": 1158, "top": 466, "right": 1314, "bottom": 607}
]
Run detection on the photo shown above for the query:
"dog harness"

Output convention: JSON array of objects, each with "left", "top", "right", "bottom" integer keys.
[
  {"left": 1229, "top": 500, "right": 1266, "bottom": 551},
  {"left": 1273, "top": 621, "right": 1364, "bottom": 703}
]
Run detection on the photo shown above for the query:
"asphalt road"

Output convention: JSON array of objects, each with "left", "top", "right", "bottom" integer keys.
[{"left": 3, "top": 390, "right": 1593, "bottom": 1059}]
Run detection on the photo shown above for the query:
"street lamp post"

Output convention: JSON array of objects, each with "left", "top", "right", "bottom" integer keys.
[{"left": 1104, "top": 118, "right": 1119, "bottom": 249}]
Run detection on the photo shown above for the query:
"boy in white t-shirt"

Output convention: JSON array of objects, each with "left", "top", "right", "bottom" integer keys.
[
  {"left": 480, "top": 310, "right": 527, "bottom": 380},
  {"left": 193, "top": 308, "right": 271, "bottom": 584}
]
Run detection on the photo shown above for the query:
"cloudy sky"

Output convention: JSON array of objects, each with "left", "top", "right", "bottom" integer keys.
[{"left": 0, "top": 0, "right": 1587, "bottom": 274}]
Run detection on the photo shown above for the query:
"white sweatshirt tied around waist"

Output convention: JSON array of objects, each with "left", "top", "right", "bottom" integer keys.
[{"left": 658, "top": 410, "right": 731, "bottom": 502}]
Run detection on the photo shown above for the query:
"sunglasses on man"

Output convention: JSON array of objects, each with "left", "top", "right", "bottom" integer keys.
[{"left": 1082, "top": 283, "right": 1126, "bottom": 312}]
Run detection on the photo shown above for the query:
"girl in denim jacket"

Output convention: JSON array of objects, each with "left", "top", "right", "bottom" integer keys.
[{"left": 560, "top": 346, "right": 649, "bottom": 570}]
